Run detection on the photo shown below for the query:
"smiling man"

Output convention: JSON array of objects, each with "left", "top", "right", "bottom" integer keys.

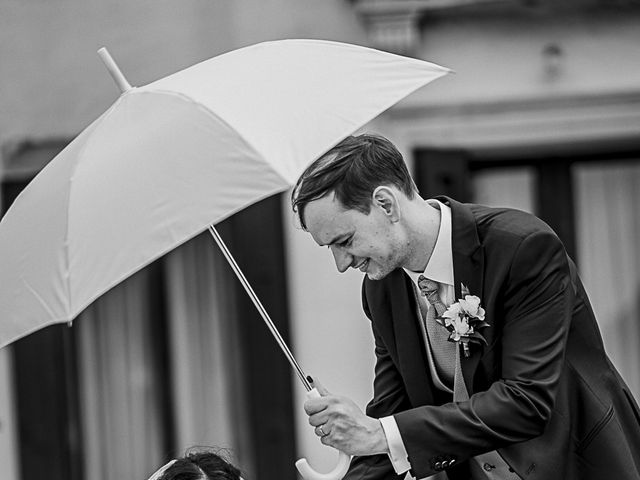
[
  {"left": 302, "top": 188, "right": 435, "bottom": 280},
  {"left": 291, "top": 134, "right": 640, "bottom": 480}
]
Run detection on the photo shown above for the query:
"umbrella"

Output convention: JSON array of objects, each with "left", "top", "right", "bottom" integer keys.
[{"left": 0, "top": 39, "right": 449, "bottom": 479}]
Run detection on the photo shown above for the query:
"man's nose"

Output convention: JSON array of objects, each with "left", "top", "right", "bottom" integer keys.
[{"left": 330, "top": 246, "right": 352, "bottom": 273}]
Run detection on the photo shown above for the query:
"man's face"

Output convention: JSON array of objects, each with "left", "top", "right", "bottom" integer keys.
[{"left": 303, "top": 192, "right": 406, "bottom": 280}]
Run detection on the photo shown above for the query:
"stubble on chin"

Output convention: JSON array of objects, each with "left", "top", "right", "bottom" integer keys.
[
  {"left": 366, "top": 267, "right": 392, "bottom": 281},
  {"left": 366, "top": 255, "right": 402, "bottom": 281}
]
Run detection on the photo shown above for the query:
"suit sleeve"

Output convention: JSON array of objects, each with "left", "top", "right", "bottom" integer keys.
[
  {"left": 394, "top": 229, "right": 574, "bottom": 478},
  {"left": 342, "top": 286, "right": 411, "bottom": 480}
]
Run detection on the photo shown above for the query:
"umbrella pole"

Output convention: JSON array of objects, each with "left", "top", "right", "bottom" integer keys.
[
  {"left": 208, "top": 225, "right": 352, "bottom": 480},
  {"left": 207, "top": 224, "right": 313, "bottom": 392}
]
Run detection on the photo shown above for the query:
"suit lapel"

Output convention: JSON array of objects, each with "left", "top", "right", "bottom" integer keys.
[{"left": 436, "top": 196, "right": 485, "bottom": 395}]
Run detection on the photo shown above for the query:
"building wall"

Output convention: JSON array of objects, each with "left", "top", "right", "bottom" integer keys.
[
  {"left": 2, "top": 0, "right": 640, "bottom": 477},
  {"left": 411, "top": 8, "right": 640, "bottom": 106},
  {"left": 382, "top": 7, "right": 640, "bottom": 157},
  {"left": 0, "top": 0, "right": 365, "bottom": 155},
  {"left": 0, "top": 1, "right": 370, "bottom": 477}
]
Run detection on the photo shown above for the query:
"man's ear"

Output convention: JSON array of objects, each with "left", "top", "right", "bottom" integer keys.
[{"left": 372, "top": 186, "right": 400, "bottom": 221}]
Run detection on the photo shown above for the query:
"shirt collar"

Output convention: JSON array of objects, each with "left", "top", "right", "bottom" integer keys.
[{"left": 404, "top": 199, "right": 454, "bottom": 287}]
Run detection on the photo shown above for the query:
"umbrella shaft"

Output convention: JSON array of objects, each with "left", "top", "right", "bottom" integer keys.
[{"left": 207, "top": 225, "right": 312, "bottom": 392}]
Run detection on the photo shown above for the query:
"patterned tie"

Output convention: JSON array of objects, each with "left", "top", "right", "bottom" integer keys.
[{"left": 418, "top": 275, "right": 468, "bottom": 402}]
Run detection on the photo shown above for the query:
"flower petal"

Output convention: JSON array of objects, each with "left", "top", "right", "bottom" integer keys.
[
  {"left": 464, "top": 296, "right": 482, "bottom": 315},
  {"left": 442, "top": 303, "right": 462, "bottom": 319}
]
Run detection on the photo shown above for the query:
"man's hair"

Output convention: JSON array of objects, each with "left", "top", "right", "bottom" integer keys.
[
  {"left": 158, "top": 450, "right": 241, "bottom": 480},
  {"left": 291, "top": 134, "right": 418, "bottom": 230}
]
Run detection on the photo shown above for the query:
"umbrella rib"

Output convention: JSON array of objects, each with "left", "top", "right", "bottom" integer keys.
[
  {"left": 62, "top": 93, "right": 135, "bottom": 316},
  {"left": 22, "top": 280, "right": 58, "bottom": 317}
]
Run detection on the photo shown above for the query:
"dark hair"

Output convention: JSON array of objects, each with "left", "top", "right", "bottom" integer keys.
[
  {"left": 291, "top": 134, "right": 417, "bottom": 230},
  {"left": 158, "top": 449, "right": 242, "bottom": 480}
]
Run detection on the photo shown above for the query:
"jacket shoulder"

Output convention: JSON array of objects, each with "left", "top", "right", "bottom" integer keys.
[{"left": 468, "top": 203, "right": 559, "bottom": 245}]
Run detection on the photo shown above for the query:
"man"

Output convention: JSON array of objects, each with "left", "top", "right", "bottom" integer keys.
[{"left": 291, "top": 134, "right": 640, "bottom": 480}]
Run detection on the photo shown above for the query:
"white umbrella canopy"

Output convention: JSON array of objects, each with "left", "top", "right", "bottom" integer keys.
[
  {"left": 0, "top": 39, "right": 450, "bottom": 480},
  {"left": 0, "top": 39, "right": 449, "bottom": 348}
]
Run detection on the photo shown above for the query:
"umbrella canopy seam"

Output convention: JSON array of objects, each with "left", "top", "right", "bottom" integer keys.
[
  {"left": 63, "top": 88, "right": 289, "bottom": 322},
  {"left": 60, "top": 91, "right": 138, "bottom": 315},
  {"left": 135, "top": 87, "right": 295, "bottom": 181}
]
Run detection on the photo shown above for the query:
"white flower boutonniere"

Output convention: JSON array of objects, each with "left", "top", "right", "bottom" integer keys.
[{"left": 436, "top": 284, "right": 490, "bottom": 357}]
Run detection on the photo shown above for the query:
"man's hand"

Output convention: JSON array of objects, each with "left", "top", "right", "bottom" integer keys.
[{"left": 304, "top": 378, "right": 389, "bottom": 456}]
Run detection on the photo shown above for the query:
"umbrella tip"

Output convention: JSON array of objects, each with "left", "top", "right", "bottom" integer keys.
[{"left": 97, "top": 47, "right": 133, "bottom": 94}]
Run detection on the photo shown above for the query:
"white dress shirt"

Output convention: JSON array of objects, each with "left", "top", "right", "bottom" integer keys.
[{"left": 379, "top": 199, "right": 454, "bottom": 477}]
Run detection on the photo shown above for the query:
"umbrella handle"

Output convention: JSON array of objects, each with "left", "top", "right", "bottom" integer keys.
[
  {"left": 295, "top": 388, "right": 351, "bottom": 480},
  {"left": 295, "top": 452, "right": 351, "bottom": 480}
]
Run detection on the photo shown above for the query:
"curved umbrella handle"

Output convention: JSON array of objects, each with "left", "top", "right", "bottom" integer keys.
[
  {"left": 296, "top": 388, "right": 351, "bottom": 480},
  {"left": 295, "top": 451, "right": 351, "bottom": 480}
]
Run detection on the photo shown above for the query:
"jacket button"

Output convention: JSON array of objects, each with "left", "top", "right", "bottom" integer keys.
[{"left": 435, "top": 461, "right": 443, "bottom": 470}]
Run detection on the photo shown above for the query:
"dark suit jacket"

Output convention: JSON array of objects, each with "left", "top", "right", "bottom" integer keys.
[{"left": 344, "top": 197, "right": 640, "bottom": 480}]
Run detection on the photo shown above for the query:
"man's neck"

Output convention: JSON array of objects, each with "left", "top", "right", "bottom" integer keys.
[{"left": 403, "top": 199, "right": 440, "bottom": 272}]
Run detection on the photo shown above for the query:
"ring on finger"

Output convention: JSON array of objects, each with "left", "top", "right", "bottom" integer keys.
[{"left": 318, "top": 425, "right": 327, "bottom": 437}]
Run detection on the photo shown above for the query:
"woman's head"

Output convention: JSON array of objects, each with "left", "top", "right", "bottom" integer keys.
[{"left": 151, "top": 450, "right": 242, "bottom": 480}]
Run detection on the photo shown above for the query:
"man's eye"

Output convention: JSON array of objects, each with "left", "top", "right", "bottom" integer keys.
[{"left": 340, "top": 237, "right": 353, "bottom": 247}]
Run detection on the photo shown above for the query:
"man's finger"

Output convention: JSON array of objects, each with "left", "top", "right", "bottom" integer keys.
[
  {"left": 308, "top": 411, "right": 329, "bottom": 427},
  {"left": 303, "top": 396, "right": 329, "bottom": 415},
  {"left": 314, "top": 424, "right": 331, "bottom": 438}
]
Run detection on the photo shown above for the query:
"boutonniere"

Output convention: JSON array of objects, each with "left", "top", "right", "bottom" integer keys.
[{"left": 436, "top": 284, "right": 490, "bottom": 357}]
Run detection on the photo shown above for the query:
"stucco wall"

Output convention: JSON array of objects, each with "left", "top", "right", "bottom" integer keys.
[
  {"left": 0, "top": 0, "right": 365, "bottom": 146},
  {"left": 407, "top": 8, "right": 640, "bottom": 107},
  {"left": 2, "top": 1, "right": 640, "bottom": 477}
]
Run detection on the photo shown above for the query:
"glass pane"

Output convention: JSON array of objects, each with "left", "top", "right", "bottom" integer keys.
[
  {"left": 471, "top": 167, "right": 537, "bottom": 214},
  {"left": 573, "top": 160, "right": 640, "bottom": 398},
  {"left": 164, "top": 231, "right": 252, "bottom": 472},
  {"left": 77, "top": 267, "right": 167, "bottom": 480}
]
